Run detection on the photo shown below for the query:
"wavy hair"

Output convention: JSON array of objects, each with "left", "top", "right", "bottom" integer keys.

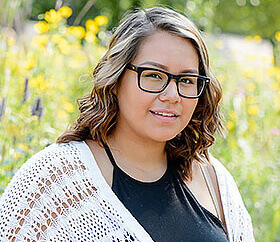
[{"left": 56, "top": 6, "right": 224, "bottom": 181}]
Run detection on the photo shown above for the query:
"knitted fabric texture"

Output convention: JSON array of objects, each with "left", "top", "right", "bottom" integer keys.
[{"left": 0, "top": 141, "right": 254, "bottom": 241}]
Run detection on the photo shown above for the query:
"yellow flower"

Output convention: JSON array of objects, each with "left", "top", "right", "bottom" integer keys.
[
  {"left": 253, "top": 35, "right": 262, "bottom": 43},
  {"left": 45, "top": 9, "right": 62, "bottom": 23},
  {"left": 247, "top": 105, "right": 259, "bottom": 116},
  {"left": 24, "top": 55, "right": 36, "bottom": 70},
  {"left": 246, "top": 96, "right": 255, "bottom": 104},
  {"left": 229, "top": 138, "right": 237, "bottom": 148},
  {"left": 85, "top": 19, "right": 99, "bottom": 34},
  {"left": 229, "top": 110, "right": 236, "bottom": 120},
  {"left": 24, "top": 60, "right": 35, "bottom": 70},
  {"left": 29, "top": 77, "right": 36, "bottom": 88},
  {"left": 6, "top": 123, "right": 15, "bottom": 134},
  {"left": 34, "top": 21, "right": 49, "bottom": 34},
  {"left": 248, "top": 119, "right": 256, "bottom": 131},
  {"left": 58, "top": 82, "right": 67, "bottom": 91},
  {"left": 58, "top": 39, "right": 70, "bottom": 54},
  {"left": 64, "top": 102, "right": 75, "bottom": 113},
  {"left": 29, "top": 75, "right": 49, "bottom": 92},
  {"left": 32, "top": 35, "right": 49, "bottom": 48},
  {"left": 51, "top": 34, "right": 63, "bottom": 44},
  {"left": 245, "top": 36, "right": 252, "bottom": 42},
  {"left": 243, "top": 69, "right": 254, "bottom": 78},
  {"left": 85, "top": 31, "right": 97, "bottom": 43},
  {"left": 94, "top": 16, "right": 108, "bottom": 26},
  {"left": 39, "top": 80, "right": 48, "bottom": 92},
  {"left": 226, "top": 121, "right": 234, "bottom": 131},
  {"left": 58, "top": 110, "right": 67, "bottom": 120},
  {"left": 67, "top": 26, "right": 85, "bottom": 39},
  {"left": 30, "top": 115, "right": 39, "bottom": 122},
  {"left": 266, "top": 66, "right": 277, "bottom": 77},
  {"left": 246, "top": 82, "right": 256, "bottom": 91},
  {"left": 58, "top": 6, "right": 72, "bottom": 18},
  {"left": 271, "top": 82, "right": 280, "bottom": 91},
  {"left": 18, "top": 143, "right": 29, "bottom": 152},
  {"left": 60, "top": 96, "right": 68, "bottom": 102},
  {"left": 275, "top": 31, "right": 280, "bottom": 42}
]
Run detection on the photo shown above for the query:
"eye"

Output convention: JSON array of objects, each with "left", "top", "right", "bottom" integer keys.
[
  {"left": 180, "top": 78, "right": 194, "bottom": 84},
  {"left": 142, "top": 71, "right": 165, "bottom": 81},
  {"left": 145, "top": 73, "right": 162, "bottom": 79}
]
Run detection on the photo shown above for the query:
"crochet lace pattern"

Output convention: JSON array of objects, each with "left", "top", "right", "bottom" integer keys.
[
  {"left": 0, "top": 142, "right": 150, "bottom": 241},
  {"left": 0, "top": 141, "right": 254, "bottom": 241}
]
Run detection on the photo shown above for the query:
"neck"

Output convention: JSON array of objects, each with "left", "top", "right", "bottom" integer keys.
[{"left": 108, "top": 129, "right": 167, "bottom": 174}]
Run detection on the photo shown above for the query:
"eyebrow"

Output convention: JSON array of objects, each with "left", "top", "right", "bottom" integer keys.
[{"left": 139, "top": 61, "right": 199, "bottom": 74}]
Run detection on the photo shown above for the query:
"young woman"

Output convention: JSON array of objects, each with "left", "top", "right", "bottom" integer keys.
[{"left": 0, "top": 7, "right": 254, "bottom": 241}]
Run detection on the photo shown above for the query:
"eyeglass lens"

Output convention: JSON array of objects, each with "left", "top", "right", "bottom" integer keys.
[{"left": 140, "top": 69, "right": 205, "bottom": 97}]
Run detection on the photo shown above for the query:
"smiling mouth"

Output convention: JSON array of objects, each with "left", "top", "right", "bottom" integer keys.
[{"left": 150, "top": 110, "right": 179, "bottom": 117}]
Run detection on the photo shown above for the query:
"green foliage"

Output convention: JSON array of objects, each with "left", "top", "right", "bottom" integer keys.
[
  {"left": 0, "top": 4, "right": 280, "bottom": 242},
  {"left": 0, "top": 6, "right": 108, "bottom": 196},
  {"left": 207, "top": 35, "right": 280, "bottom": 241},
  {"left": 213, "top": 0, "right": 280, "bottom": 39},
  {"left": 27, "top": 0, "right": 280, "bottom": 66}
]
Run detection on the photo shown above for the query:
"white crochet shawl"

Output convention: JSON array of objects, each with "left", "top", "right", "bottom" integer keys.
[{"left": 0, "top": 141, "right": 254, "bottom": 241}]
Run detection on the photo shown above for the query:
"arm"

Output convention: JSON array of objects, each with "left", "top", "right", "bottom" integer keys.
[{"left": 0, "top": 143, "right": 91, "bottom": 241}]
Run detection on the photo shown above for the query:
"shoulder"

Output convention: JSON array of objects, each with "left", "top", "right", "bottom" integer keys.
[
  {"left": 0, "top": 140, "right": 88, "bottom": 201},
  {"left": 209, "top": 154, "right": 255, "bottom": 242},
  {"left": 2, "top": 141, "right": 86, "bottom": 186},
  {"left": 0, "top": 140, "right": 84, "bottom": 198},
  {"left": 208, "top": 155, "right": 238, "bottom": 191},
  {"left": 208, "top": 154, "right": 247, "bottom": 209},
  {"left": 0, "top": 140, "right": 93, "bottom": 240}
]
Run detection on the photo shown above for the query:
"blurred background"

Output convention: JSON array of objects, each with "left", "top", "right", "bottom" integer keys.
[{"left": 0, "top": 0, "right": 279, "bottom": 241}]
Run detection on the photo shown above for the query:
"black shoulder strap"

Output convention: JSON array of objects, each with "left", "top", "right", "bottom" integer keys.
[{"left": 100, "top": 139, "right": 118, "bottom": 168}]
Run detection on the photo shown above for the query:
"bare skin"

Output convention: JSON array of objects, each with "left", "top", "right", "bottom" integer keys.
[
  {"left": 85, "top": 139, "right": 218, "bottom": 219},
  {"left": 84, "top": 31, "right": 223, "bottom": 227}
]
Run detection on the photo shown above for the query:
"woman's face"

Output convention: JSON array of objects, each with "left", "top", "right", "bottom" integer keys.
[{"left": 114, "top": 31, "right": 199, "bottom": 143}]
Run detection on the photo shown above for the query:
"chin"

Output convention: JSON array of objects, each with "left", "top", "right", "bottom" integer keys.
[{"left": 148, "top": 131, "right": 179, "bottom": 142}]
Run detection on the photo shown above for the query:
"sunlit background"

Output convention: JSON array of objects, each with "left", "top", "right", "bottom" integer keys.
[{"left": 0, "top": 0, "right": 279, "bottom": 241}]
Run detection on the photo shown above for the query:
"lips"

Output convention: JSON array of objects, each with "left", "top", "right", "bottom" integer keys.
[
  {"left": 149, "top": 109, "right": 179, "bottom": 122},
  {"left": 150, "top": 109, "right": 179, "bottom": 117},
  {"left": 151, "top": 111, "right": 178, "bottom": 117}
]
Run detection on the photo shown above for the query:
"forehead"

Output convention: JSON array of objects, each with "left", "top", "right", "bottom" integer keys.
[{"left": 133, "top": 31, "right": 199, "bottom": 72}]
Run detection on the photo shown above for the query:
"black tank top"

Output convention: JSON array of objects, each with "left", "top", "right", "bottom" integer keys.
[{"left": 103, "top": 144, "right": 228, "bottom": 242}]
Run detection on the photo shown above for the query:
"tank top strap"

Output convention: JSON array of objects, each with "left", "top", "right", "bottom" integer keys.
[{"left": 101, "top": 139, "right": 118, "bottom": 168}]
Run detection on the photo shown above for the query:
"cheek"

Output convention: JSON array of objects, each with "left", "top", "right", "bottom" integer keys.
[
  {"left": 118, "top": 76, "right": 153, "bottom": 112},
  {"left": 182, "top": 100, "right": 198, "bottom": 123},
  {"left": 117, "top": 76, "right": 150, "bottom": 118},
  {"left": 118, "top": 93, "right": 153, "bottom": 121}
]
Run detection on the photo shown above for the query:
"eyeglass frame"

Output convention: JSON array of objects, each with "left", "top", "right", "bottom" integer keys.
[{"left": 126, "top": 63, "right": 210, "bottom": 99}]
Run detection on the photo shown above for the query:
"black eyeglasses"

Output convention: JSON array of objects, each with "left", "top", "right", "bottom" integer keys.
[{"left": 126, "top": 63, "right": 210, "bottom": 99}]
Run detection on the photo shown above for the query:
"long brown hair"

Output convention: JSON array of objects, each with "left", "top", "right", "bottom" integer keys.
[{"left": 56, "top": 7, "right": 224, "bottom": 181}]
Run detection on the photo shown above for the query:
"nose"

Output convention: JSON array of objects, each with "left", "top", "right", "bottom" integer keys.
[{"left": 159, "top": 79, "right": 180, "bottom": 103}]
